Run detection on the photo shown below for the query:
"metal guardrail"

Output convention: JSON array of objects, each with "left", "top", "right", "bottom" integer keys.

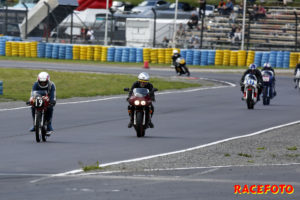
[{"left": 0, "top": 81, "right": 3, "bottom": 95}]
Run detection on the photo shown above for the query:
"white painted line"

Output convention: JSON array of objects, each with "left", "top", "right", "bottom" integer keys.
[
  {"left": 45, "top": 120, "right": 300, "bottom": 179},
  {"left": 0, "top": 78, "right": 235, "bottom": 112}
]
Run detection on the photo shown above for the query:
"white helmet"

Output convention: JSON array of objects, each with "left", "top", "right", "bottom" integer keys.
[
  {"left": 263, "top": 63, "right": 271, "bottom": 68},
  {"left": 173, "top": 49, "right": 178, "bottom": 54},
  {"left": 138, "top": 72, "right": 150, "bottom": 82},
  {"left": 37, "top": 72, "right": 50, "bottom": 88}
]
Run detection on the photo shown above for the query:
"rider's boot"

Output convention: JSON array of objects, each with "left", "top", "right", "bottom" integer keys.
[
  {"left": 30, "top": 108, "right": 35, "bottom": 131},
  {"left": 47, "top": 122, "right": 54, "bottom": 132},
  {"left": 128, "top": 109, "right": 133, "bottom": 128},
  {"left": 30, "top": 126, "right": 35, "bottom": 132},
  {"left": 148, "top": 120, "right": 154, "bottom": 128}
]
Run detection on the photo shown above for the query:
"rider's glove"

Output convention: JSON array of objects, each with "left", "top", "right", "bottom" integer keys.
[
  {"left": 126, "top": 97, "right": 130, "bottom": 101},
  {"left": 50, "top": 100, "right": 56, "bottom": 106}
]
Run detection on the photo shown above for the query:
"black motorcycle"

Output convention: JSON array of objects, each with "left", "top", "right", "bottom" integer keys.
[{"left": 174, "top": 57, "right": 190, "bottom": 76}]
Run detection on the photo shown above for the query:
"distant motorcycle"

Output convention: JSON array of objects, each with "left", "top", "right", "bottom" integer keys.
[
  {"left": 295, "top": 69, "right": 300, "bottom": 89},
  {"left": 242, "top": 74, "right": 258, "bottom": 109},
  {"left": 27, "top": 90, "right": 53, "bottom": 143},
  {"left": 124, "top": 87, "right": 157, "bottom": 137},
  {"left": 174, "top": 57, "right": 190, "bottom": 76},
  {"left": 261, "top": 70, "right": 275, "bottom": 105}
]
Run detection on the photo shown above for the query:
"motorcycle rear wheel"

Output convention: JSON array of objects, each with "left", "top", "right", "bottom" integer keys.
[{"left": 135, "top": 112, "right": 145, "bottom": 137}]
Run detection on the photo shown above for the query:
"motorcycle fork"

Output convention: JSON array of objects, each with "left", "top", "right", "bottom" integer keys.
[{"left": 133, "top": 108, "right": 146, "bottom": 125}]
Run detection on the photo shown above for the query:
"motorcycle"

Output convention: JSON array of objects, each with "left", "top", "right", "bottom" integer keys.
[
  {"left": 261, "top": 70, "right": 275, "bottom": 105},
  {"left": 174, "top": 57, "right": 190, "bottom": 76},
  {"left": 242, "top": 74, "right": 258, "bottom": 109},
  {"left": 294, "top": 69, "right": 300, "bottom": 89},
  {"left": 124, "top": 87, "right": 157, "bottom": 137},
  {"left": 26, "top": 90, "right": 52, "bottom": 143}
]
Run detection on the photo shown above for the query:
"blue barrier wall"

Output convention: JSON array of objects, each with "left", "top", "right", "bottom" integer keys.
[{"left": 0, "top": 81, "right": 2, "bottom": 95}]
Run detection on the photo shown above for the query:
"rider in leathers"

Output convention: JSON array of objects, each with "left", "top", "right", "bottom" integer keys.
[
  {"left": 127, "top": 72, "right": 155, "bottom": 128},
  {"left": 171, "top": 49, "right": 181, "bottom": 67},
  {"left": 29, "top": 72, "right": 56, "bottom": 132},
  {"left": 261, "top": 62, "right": 276, "bottom": 95},
  {"left": 240, "top": 64, "right": 263, "bottom": 100}
]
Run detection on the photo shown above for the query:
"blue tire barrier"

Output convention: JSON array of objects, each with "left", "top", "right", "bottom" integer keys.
[
  {"left": 136, "top": 48, "right": 143, "bottom": 63},
  {"left": 45, "top": 43, "right": 53, "bottom": 58},
  {"left": 186, "top": 49, "right": 193, "bottom": 65},
  {"left": 58, "top": 45, "right": 66, "bottom": 59},
  {"left": 0, "top": 39, "right": 7, "bottom": 56},
  {"left": 107, "top": 47, "right": 115, "bottom": 62},
  {"left": 37, "top": 42, "right": 46, "bottom": 58},
  {"left": 283, "top": 51, "right": 290, "bottom": 69},
  {"left": 200, "top": 50, "right": 208, "bottom": 66},
  {"left": 122, "top": 47, "right": 130, "bottom": 62},
  {"left": 129, "top": 48, "right": 137, "bottom": 63},
  {"left": 261, "top": 52, "right": 270, "bottom": 67},
  {"left": 208, "top": 50, "right": 216, "bottom": 65},
  {"left": 114, "top": 47, "right": 122, "bottom": 62},
  {"left": 51, "top": 44, "right": 59, "bottom": 59},
  {"left": 13, "top": 37, "right": 22, "bottom": 41},
  {"left": 192, "top": 50, "right": 201, "bottom": 65},
  {"left": 254, "top": 52, "right": 263, "bottom": 67},
  {"left": 269, "top": 51, "right": 277, "bottom": 68},
  {"left": 0, "top": 81, "right": 2, "bottom": 95},
  {"left": 180, "top": 49, "right": 187, "bottom": 61},
  {"left": 66, "top": 45, "right": 73, "bottom": 60},
  {"left": 276, "top": 51, "right": 284, "bottom": 68}
]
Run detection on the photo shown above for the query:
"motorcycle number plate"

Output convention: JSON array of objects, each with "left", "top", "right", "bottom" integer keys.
[
  {"left": 246, "top": 80, "right": 254, "bottom": 85},
  {"left": 263, "top": 76, "right": 270, "bottom": 82}
]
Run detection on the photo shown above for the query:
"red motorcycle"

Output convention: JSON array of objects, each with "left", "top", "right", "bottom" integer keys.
[
  {"left": 27, "top": 90, "right": 52, "bottom": 143},
  {"left": 124, "top": 87, "right": 157, "bottom": 137}
]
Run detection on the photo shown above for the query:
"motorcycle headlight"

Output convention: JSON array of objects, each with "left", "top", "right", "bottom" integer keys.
[
  {"left": 134, "top": 100, "right": 140, "bottom": 105},
  {"left": 141, "top": 100, "right": 146, "bottom": 105}
]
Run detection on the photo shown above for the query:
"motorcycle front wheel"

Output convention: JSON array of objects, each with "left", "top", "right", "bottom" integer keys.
[
  {"left": 247, "top": 90, "right": 254, "bottom": 109},
  {"left": 135, "top": 112, "right": 145, "bottom": 137},
  {"left": 35, "top": 113, "right": 41, "bottom": 143}
]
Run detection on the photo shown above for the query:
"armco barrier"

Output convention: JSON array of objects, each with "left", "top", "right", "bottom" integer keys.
[
  {"left": 276, "top": 51, "right": 284, "bottom": 68},
  {"left": 186, "top": 49, "right": 193, "bottom": 65},
  {"left": 208, "top": 50, "right": 216, "bottom": 65},
  {"left": 66, "top": 45, "right": 73, "bottom": 60},
  {"left": 122, "top": 47, "right": 129, "bottom": 62},
  {"left": 254, "top": 52, "right": 262, "bottom": 67},
  {"left": 0, "top": 81, "right": 2, "bottom": 95},
  {"left": 269, "top": 51, "right": 277, "bottom": 68},
  {"left": 136, "top": 48, "right": 143, "bottom": 63},
  {"left": 37, "top": 42, "right": 46, "bottom": 58},
  {"left": 200, "top": 50, "right": 208, "bottom": 66},
  {"left": 246, "top": 51, "right": 255, "bottom": 66},
  {"left": 261, "top": 52, "right": 269, "bottom": 67},
  {"left": 283, "top": 51, "right": 290, "bottom": 68},
  {"left": 193, "top": 50, "right": 200, "bottom": 65},
  {"left": 58, "top": 45, "right": 66, "bottom": 59},
  {"left": 129, "top": 47, "right": 137, "bottom": 63}
]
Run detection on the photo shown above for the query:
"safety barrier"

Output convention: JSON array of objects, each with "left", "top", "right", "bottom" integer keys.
[
  {"left": 0, "top": 81, "right": 2, "bottom": 95},
  {"left": 0, "top": 36, "right": 298, "bottom": 68}
]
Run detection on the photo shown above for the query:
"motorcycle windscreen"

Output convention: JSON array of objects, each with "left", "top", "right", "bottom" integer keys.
[
  {"left": 133, "top": 88, "right": 149, "bottom": 97},
  {"left": 32, "top": 90, "right": 48, "bottom": 98}
]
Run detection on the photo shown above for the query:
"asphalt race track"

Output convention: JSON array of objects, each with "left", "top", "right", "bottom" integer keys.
[{"left": 0, "top": 61, "right": 299, "bottom": 200}]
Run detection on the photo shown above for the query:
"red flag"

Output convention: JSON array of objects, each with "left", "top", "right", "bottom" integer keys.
[{"left": 77, "top": 0, "right": 112, "bottom": 11}]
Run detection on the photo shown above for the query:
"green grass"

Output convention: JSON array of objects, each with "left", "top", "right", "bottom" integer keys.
[
  {"left": 238, "top": 153, "right": 252, "bottom": 158},
  {"left": 287, "top": 146, "right": 298, "bottom": 151},
  {"left": 256, "top": 147, "right": 265, "bottom": 150},
  {"left": 0, "top": 68, "right": 201, "bottom": 102},
  {"left": 79, "top": 161, "right": 105, "bottom": 172}
]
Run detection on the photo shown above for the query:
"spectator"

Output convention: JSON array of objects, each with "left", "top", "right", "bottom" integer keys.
[
  {"left": 187, "top": 13, "right": 199, "bottom": 30},
  {"left": 228, "top": 24, "right": 237, "bottom": 39},
  {"left": 247, "top": 0, "right": 256, "bottom": 6},
  {"left": 162, "top": 37, "right": 169, "bottom": 47},
  {"left": 86, "top": 27, "right": 95, "bottom": 42},
  {"left": 176, "top": 23, "right": 186, "bottom": 38},
  {"left": 232, "top": 25, "right": 242, "bottom": 43},
  {"left": 249, "top": 4, "right": 258, "bottom": 21},
  {"left": 217, "top": 0, "right": 226, "bottom": 14},
  {"left": 198, "top": 0, "right": 206, "bottom": 18},
  {"left": 228, "top": 7, "right": 238, "bottom": 26},
  {"left": 220, "top": 0, "right": 234, "bottom": 15},
  {"left": 254, "top": 4, "right": 266, "bottom": 21}
]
